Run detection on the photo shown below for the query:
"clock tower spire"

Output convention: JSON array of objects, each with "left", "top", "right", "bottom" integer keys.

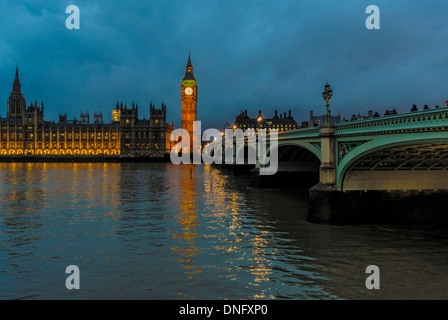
[{"left": 181, "top": 51, "right": 197, "bottom": 148}]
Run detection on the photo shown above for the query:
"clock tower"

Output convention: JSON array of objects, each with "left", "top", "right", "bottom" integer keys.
[{"left": 181, "top": 51, "right": 197, "bottom": 145}]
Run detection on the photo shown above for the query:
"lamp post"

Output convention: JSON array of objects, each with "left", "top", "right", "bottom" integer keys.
[
  {"left": 317, "top": 80, "right": 336, "bottom": 187},
  {"left": 322, "top": 82, "right": 333, "bottom": 125}
]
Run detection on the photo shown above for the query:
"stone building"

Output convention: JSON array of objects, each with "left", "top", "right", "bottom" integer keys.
[
  {"left": 307, "top": 110, "right": 342, "bottom": 127},
  {"left": 0, "top": 67, "right": 173, "bottom": 157},
  {"left": 233, "top": 109, "right": 299, "bottom": 133}
]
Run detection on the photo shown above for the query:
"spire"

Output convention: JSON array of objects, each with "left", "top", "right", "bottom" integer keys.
[
  {"left": 183, "top": 50, "right": 195, "bottom": 81},
  {"left": 12, "top": 65, "right": 22, "bottom": 94},
  {"left": 186, "top": 49, "right": 193, "bottom": 68}
]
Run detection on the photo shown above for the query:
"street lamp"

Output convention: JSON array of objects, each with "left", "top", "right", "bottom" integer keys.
[
  {"left": 323, "top": 82, "right": 333, "bottom": 110},
  {"left": 322, "top": 81, "right": 333, "bottom": 124}
]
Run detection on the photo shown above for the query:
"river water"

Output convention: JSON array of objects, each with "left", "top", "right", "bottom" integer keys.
[{"left": 0, "top": 162, "right": 448, "bottom": 300}]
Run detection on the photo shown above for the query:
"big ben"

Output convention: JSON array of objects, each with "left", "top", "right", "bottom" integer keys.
[{"left": 181, "top": 52, "right": 197, "bottom": 145}]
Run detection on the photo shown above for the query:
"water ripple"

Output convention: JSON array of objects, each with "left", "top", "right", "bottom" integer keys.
[{"left": 1, "top": 163, "right": 448, "bottom": 299}]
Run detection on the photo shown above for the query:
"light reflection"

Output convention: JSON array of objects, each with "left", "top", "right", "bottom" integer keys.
[
  {"left": 0, "top": 162, "right": 336, "bottom": 299},
  {"left": 0, "top": 163, "right": 44, "bottom": 246},
  {"left": 168, "top": 164, "right": 202, "bottom": 285},
  {"left": 201, "top": 165, "right": 274, "bottom": 299},
  {"left": 0, "top": 163, "right": 123, "bottom": 243}
]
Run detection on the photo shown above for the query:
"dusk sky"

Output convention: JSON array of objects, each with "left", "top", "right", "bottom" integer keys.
[{"left": 0, "top": 0, "right": 447, "bottom": 129}]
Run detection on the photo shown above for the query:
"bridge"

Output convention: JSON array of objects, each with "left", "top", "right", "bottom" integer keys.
[{"left": 234, "top": 106, "right": 448, "bottom": 225}]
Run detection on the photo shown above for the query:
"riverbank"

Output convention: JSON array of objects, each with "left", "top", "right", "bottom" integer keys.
[{"left": 0, "top": 155, "right": 171, "bottom": 163}]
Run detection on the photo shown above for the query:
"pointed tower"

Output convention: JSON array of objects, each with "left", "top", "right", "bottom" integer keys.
[
  {"left": 181, "top": 51, "right": 198, "bottom": 147},
  {"left": 7, "top": 66, "right": 26, "bottom": 119},
  {"left": 13, "top": 66, "right": 21, "bottom": 94}
]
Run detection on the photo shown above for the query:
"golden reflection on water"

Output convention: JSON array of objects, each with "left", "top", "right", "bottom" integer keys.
[
  {"left": 202, "top": 165, "right": 275, "bottom": 299},
  {"left": 3, "top": 163, "right": 448, "bottom": 299},
  {"left": 0, "top": 163, "right": 123, "bottom": 217},
  {"left": 1, "top": 162, "right": 276, "bottom": 299},
  {"left": 167, "top": 164, "right": 202, "bottom": 297},
  {"left": 0, "top": 163, "right": 123, "bottom": 249},
  {"left": 167, "top": 163, "right": 276, "bottom": 299}
]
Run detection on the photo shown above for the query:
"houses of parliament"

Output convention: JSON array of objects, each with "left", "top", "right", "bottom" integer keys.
[{"left": 0, "top": 66, "right": 175, "bottom": 157}]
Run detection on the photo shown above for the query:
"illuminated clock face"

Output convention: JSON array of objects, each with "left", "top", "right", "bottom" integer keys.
[{"left": 185, "top": 87, "right": 193, "bottom": 95}]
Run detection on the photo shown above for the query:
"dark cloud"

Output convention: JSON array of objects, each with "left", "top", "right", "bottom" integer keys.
[{"left": 1, "top": 0, "right": 447, "bottom": 128}]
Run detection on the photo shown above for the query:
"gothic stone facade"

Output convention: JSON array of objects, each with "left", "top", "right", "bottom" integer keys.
[
  {"left": 1, "top": 67, "right": 173, "bottom": 157},
  {"left": 181, "top": 52, "right": 197, "bottom": 144},
  {"left": 233, "top": 109, "right": 299, "bottom": 133}
]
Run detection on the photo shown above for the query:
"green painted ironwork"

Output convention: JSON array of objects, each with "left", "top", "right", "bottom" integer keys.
[{"left": 265, "top": 107, "right": 448, "bottom": 190}]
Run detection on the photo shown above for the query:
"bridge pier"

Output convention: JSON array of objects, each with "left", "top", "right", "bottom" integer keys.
[
  {"left": 307, "top": 114, "right": 342, "bottom": 222},
  {"left": 307, "top": 183, "right": 342, "bottom": 223},
  {"left": 319, "top": 122, "right": 337, "bottom": 185},
  {"left": 308, "top": 189, "right": 448, "bottom": 225}
]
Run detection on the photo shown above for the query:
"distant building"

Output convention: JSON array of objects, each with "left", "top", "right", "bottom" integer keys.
[
  {"left": 93, "top": 111, "right": 103, "bottom": 124},
  {"left": 117, "top": 101, "right": 174, "bottom": 156},
  {"left": 307, "top": 110, "right": 342, "bottom": 127},
  {"left": 347, "top": 110, "right": 376, "bottom": 121},
  {"left": 232, "top": 109, "right": 299, "bottom": 133},
  {"left": 0, "top": 66, "right": 173, "bottom": 157},
  {"left": 222, "top": 121, "right": 231, "bottom": 132}
]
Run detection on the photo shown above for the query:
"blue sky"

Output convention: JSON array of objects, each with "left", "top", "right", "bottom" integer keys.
[{"left": 0, "top": 0, "right": 447, "bottom": 128}]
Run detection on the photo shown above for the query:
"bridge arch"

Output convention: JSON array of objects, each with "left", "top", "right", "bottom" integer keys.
[
  {"left": 265, "top": 140, "right": 321, "bottom": 164},
  {"left": 338, "top": 134, "right": 448, "bottom": 191},
  {"left": 252, "top": 141, "right": 321, "bottom": 189}
]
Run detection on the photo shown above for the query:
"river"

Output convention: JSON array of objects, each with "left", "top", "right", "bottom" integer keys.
[{"left": 1, "top": 162, "right": 448, "bottom": 299}]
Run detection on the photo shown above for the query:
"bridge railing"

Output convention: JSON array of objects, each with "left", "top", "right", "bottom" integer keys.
[
  {"left": 276, "top": 126, "right": 320, "bottom": 139},
  {"left": 334, "top": 108, "right": 448, "bottom": 135}
]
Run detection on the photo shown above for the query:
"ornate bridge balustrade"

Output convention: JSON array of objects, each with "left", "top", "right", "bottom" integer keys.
[{"left": 334, "top": 108, "right": 448, "bottom": 136}]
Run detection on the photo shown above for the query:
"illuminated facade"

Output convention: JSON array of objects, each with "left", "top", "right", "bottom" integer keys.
[
  {"left": 111, "top": 108, "right": 121, "bottom": 122},
  {"left": 233, "top": 109, "right": 299, "bottom": 133},
  {"left": 181, "top": 52, "right": 198, "bottom": 144},
  {"left": 1, "top": 67, "right": 173, "bottom": 157}
]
